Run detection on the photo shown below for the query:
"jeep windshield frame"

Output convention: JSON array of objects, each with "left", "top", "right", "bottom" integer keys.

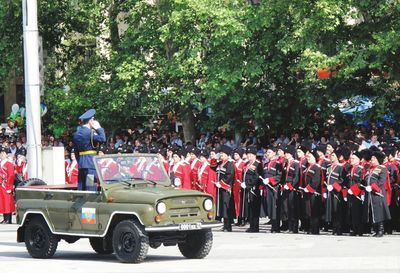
[{"left": 93, "top": 154, "right": 171, "bottom": 188}]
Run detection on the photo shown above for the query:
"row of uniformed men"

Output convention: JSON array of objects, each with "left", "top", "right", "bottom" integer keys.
[
  {"left": 156, "top": 142, "right": 397, "bottom": 237},
  {"left": 92, "top": 140, "right": 397, "bottom": 236}
]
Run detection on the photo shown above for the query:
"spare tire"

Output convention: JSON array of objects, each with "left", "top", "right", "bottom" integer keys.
[{"left": 23, "top": 178, "right": 47, "bottom": 187}]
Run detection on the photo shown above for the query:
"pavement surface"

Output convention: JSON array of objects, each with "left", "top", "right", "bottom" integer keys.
[{"left": 1, "top": 217, "right": 400, "bottom": 273}]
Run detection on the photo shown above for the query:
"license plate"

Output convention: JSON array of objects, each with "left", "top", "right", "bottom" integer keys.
[{"left": 178, "top": 223, "right": 202, "bottom": 231}]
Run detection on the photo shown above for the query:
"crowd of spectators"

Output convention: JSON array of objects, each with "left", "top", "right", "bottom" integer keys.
[{"left": 1, "top": 123, "right": 399, "bottom": 160}]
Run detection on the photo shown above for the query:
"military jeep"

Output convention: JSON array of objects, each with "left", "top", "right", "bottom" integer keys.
[{"left": 16, "top": 154, "right": 221, "bottom": 263}]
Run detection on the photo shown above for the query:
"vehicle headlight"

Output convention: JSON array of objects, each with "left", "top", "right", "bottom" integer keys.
[
  {"left": 203, "top": 199, "right": 213, "bottom": 211},
  {"left": 156, "top": 202, "right": 167, "bottom": 214}
]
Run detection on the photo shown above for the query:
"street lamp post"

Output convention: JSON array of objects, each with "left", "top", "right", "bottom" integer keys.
[{"left": 22, "top": 0, "right": 42, "bottom": 179}]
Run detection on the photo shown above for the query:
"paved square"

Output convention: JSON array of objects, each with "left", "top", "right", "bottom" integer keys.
[{"left": 1, "top": 220, "right": 400, "bottom": 273}]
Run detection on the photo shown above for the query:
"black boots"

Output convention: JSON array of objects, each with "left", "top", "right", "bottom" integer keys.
[
  {"left": 1, "top": 214, "right": 12, "bottom": 224},
  {"left": 222, "top": 217, "right": 232, "bottom": 232},
  {"left": 280, "top": 220, "right": 288, "bottom": 231},
  {"left": 288, "top": 220, "right": 299, "bottom": 233},
  {"left": 373, "top": 222, "right": 384, "bottom": 237}
]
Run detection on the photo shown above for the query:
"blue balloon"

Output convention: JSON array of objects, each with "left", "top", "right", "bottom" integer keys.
[{"left": 40, "top": 102, "right": 48, "bottom": 117}]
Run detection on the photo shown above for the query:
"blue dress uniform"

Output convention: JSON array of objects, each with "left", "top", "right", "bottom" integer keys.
[{"left": 72, "top": 109, "right": 106, "bottom": 191}]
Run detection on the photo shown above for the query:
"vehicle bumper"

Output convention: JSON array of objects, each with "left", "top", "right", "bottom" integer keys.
[{"left": 145, "top": 221, "right": 222, "bottom": 232}]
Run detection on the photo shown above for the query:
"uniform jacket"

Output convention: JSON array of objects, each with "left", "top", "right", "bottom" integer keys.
[{"left": 73, "top": 126, "right": 106, "bottom": 170}]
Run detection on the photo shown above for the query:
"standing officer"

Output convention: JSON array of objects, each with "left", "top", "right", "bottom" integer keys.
[
  {"left": 216, "top": 145, "right": 235, "bottom": 232},
  {"left": 362, "top": 151, "right": 391, "bottom": 237},
  {"left": 242, "top": 146, "right": 262, "bottom": 232},
  {"left": 261, "top": 146, "right": 283, "bottom": 233},
  {"left": 324, "top": 148, "right": 344, "bottom": 235},
  {"left": 281, "top": 145, "right": 300, "bottom": 233},
  {"left": 73, "top": 109, "right": 106, "bottom": 191}
]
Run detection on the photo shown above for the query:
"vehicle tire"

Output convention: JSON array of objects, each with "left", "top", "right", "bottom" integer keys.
[
  {"left": 112, "top": 220, "right": 149, "bottom": 263},
  {"left": 24, "top": 217, "right": 58, "bottom": 258},
  {"left": 178, "top": 229, "right": 213, "bottom": 259},
  {"left": 89, "top": 237, "right": 113, "bottom": 254},
  {"left": 23, "top": 178, "right": 47, "bottom": 187}
]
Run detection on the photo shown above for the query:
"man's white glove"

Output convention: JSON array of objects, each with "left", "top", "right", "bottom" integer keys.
[
  {"left": 92, "top": 120, "right": 101, "bottom": 130},
  {"left": 174, "top": 178, "right": 181, "bottom": 187},
  {"left": 348, "top": 189, "right": 353, "bottom": 195},
  {"left": 216, "top": 182, "right": 222, "bottom": 188},
  {"left": 327, "top": 185, "right": 334, "bottom": 192},
  {"left": 284, "top": 184, "right": 289, "bottom": 190},
  {"left": 365, "top": 185, "right": 372, "bottom": 192},
  {"left": 361, "top": 195, "right": 365, "bottom": 202},
  {"left": 323, "top": 193, "right": 328, "bottom": 199},
  {"left": 241, "top": 182, "right": 246, "bottom": 189},
  {"left": 304, "top": 187, "right": 309, "bottom": 193},
  {"left": 344, "top": 197, "right": 348, "bottom": 202},
  {"left": 262, "top": 178, "right": 270, "bottom": 185}
]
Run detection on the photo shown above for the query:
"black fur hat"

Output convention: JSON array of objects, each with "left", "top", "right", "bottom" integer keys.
[{"left": 372, "top": 151, "right": 385, "bottom": 165}]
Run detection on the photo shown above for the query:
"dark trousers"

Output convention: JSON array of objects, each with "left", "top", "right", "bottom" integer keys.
[
  {"left": 78, "top": 168, "right": 97, "bottom": 191},
  {"left": 249, "top": 194, "right": 261, "bottom": 231}
]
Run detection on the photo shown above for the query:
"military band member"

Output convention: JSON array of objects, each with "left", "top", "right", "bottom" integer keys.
[
  {"left": 261, "top": 147, "right": 283, "bottom": 233},
  {"left": 362, "top": 151, "right": 391, "bottom": 237},
  {"left": 281, "top": 145, "right": 300, "bottom": 233},
  {"left": 216, "top": 145, "right": 235, "bottom": 232},
  {"left": 242, "top": 146, "right": 262, "bottom": 232}
]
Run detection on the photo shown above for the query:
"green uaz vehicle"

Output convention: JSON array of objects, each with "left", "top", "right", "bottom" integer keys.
[{"left": 16, "top": 154, "right": 221, "bottom": 263}]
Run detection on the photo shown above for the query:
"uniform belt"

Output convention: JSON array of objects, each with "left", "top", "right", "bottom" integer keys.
[{"left": 79, "top": 150, "right": 97, "bottom": 156}]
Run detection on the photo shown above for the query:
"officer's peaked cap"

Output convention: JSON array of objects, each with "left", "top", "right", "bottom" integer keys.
[{"left": 79, "top": 109, "right": 96, "bottom": 122}]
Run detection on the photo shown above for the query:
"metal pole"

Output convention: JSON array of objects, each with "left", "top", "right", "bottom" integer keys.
[{"left": 22, "top": 0, "right": 42, "bottom": 179}]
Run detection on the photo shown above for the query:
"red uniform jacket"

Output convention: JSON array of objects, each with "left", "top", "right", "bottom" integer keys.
[
  {"left": 0, "top": 160, "right": 16, "bottom": 213},
  {"left": 170, "top": 162, "right": 191, "bottom": 189},
  {"left": 15, "top": 161, "right": 28, "bottom": 180},
  {"left": 66, "top": 160, "right": 79, "bottom": 184},
  {"left": 198, "top": 163, "right": 217, "bottom": 202},
  {"left": 233, "top": 159, "right": 246, "bottom": 217},
  {"left": 190, "top": 158, "right": 202, "bottom": 190}
]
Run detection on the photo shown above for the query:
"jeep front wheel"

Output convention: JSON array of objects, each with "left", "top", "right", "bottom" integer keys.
[
  {"left": 24, "top": 217, "right": 58, "bottom": 258},
  {"left": 178, "top": 229, "right": 213, "bottom": 259},
  {"left": 112, "top": 220, "right": 149, "bottom": 263}
]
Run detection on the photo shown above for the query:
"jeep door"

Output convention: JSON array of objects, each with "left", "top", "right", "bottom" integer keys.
[{"left": 68, "top": 191, "right": 102, "bottom": 234}]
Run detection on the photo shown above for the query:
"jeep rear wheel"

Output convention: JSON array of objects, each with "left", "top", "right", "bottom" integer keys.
[
  {"left": 89, "top": 237, "right": 113, "bottom": 254},
  {"left": 178, "top": 229, "right": 213, "bottom": 259},
  {"left": 112, "top": 220, "right": 149, "bottom": 263},
  {"left": 24, "top": 217, "right": 58, "bottom": 258}
]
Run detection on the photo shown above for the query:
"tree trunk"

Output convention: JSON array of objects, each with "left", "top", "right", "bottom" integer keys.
[{"left": 181, "top": 109, "right": 196, "bottom": 145}]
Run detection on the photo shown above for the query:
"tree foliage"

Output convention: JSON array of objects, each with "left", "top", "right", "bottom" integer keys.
[{"left": 1, "top": 0, "right": 399, "bottom": 138}]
